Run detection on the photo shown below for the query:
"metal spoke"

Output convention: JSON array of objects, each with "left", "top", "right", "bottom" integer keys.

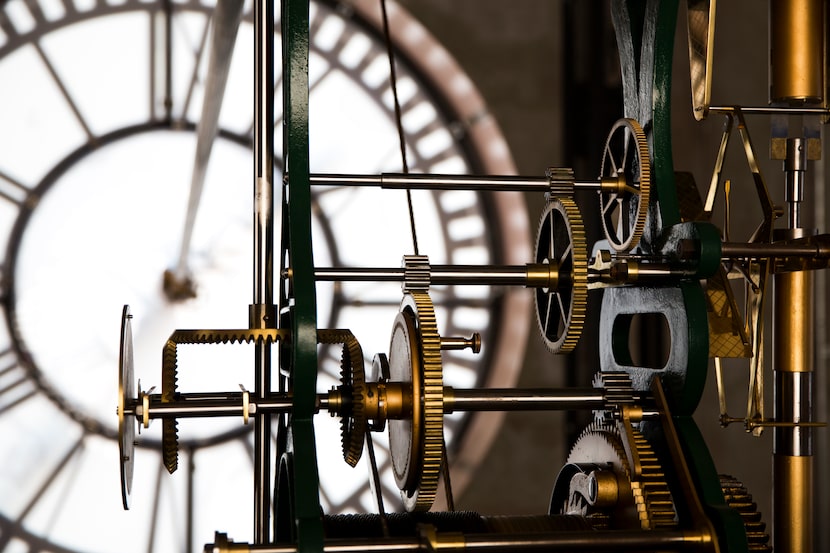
[
  {"left": 168, "top": 0, "right": 245, "bottom": 289},
  {"left": 17, "top": 435, "right": 85, "bottom": 523},
  {"left": 34, "top": 42, "right": 93, "bottom": 142},
  {"left": 145, "top": 460, "right": 165, "bottom": 553}
]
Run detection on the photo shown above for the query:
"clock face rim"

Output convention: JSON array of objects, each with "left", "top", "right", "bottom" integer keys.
[{"left": 0, "top": 0, "right": 531, "bottom": 548}]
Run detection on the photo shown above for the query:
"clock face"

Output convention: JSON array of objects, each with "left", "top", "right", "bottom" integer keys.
[{"left": 0, "top": 0, "right": 530, "bottom": 551}]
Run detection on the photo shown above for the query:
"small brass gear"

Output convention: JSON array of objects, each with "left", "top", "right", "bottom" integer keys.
[
  {"left": 319, "top": 329, "right": 367, "bottom": 467},
  {"left": 591, "top": 371, "right": 635, "bottom": 423},
  {"left": 719, "top": 475, "right": 772, "bottom": 552},
  {"left": 599, "top": 118, "right": 651, "bottom": 252},
  {"left": 387, "top": 291, "right": 444, "bottom": 512},
  {"left": 557, "top": 422, "right": 676, "bottom": 530},
  {"left": 161, "top": 341, "right": 179, "bottom": 474},
  {"left": 534, "top": 197, "right": 588, "bottom": 353}
]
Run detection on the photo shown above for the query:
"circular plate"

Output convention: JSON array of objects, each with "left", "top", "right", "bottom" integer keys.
[
  {"left": 387, "top": 292, "right": 443, "bottom": 512},
  {"left": 118, "top": 304, "right": 136, "bottom": 510},
  {"left": 534, "top": 198, "right": 588, "bottom": 353},
  {"left": 599, "top": 118, "right": 651, "bottom": 252}
]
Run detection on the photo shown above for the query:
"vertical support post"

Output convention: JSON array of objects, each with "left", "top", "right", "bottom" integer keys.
[
  {"left": 252, "top": 0, "right": 275, "bottom": 542},
  {"left": 773, "top": 139, "right": 815, "bottom": 553},
  {"left": 773, "top": 268, "right": 815, "bottom": 553}
]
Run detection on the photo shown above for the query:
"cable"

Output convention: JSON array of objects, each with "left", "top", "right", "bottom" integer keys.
[{"left": 379, "top": 0, "right": 419, "bottom": 255}]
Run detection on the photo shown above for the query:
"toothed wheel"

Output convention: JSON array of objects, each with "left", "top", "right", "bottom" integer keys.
[
  {"left": 158, "top": 328, "right": 288, "bottom": 474},
  {"left": 719, "top": 475, "right": 772, "bottom": 552},
  {"left": 387, "top": 292, "right": 444, "bottom": 512},
  {"left": 336, "top": 332, "right": 367, "bottom": 467},
  {"left": 591, "top": 371, "right": 635, "bottom": 422},
  {"left": 534, "top": 198, "right": 588, "bottom": 354},
  {"left": 553, "top": 423, "right": 676, "bottom": 530},
  {"left": 161, "top": 335, "right": 180, "bottom": 474},
  {"left": 599, "top": 118, "right": 651, "bottom": 252}
]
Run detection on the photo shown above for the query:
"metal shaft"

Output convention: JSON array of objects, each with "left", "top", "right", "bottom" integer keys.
[
  {"left": 773, "top": 264, "right": 815, "bottom": 553},
  {"left": 252, "top": 0, "right": 274, "bottom": 540},
  {"left": 308, "top": 173, "right": 598, "bottom": 192},
  {"left": 173, "top": 0, "right": 244, "bottom": 281},
  {"left": 207, "top": 529, "right": 703, "bottom": 552},
  {"left": 133, "top": 388, "right": 649, "bottom": 421},
  {"left": 315, "top": 265, "right": 542, "bottom": 286}
]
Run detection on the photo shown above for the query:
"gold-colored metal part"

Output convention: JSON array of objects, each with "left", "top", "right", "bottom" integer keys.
[
  {"left": 706, "top": 267, "right": 752, "bottom": 358},
  {"left": 719, "top": 475, "right": 772, "bottom": 552},
  {"left": 651, "top": 380, "right": 719, "bottom": 552},
  {"left": 770, "top": 0, "right": 825, "bottom": 103},
  {"left": 546, "top": 166, "right": 575, "bottom": 197},
  {"left": 362, "top": 381, "right": 413, "bottom": 422},
  {"left": 773, "top": 270, "right": 813, "bottom": 373},
  {"left": 687, "top": 0, "right": 716, "bottom": 119},
  {"left": 160, "top": 328, "right": 289, "bottom": 474},
  {"left": 563, "top": 422, "right": 677, "bottom": 530},
  {"left": 772, "top": 137, "right": 822, "bottom": 161},
  {"left": 320, "top": 329, "right": 367, "bottom": 467},
  {"left": 525, "top": 262, "right": 560, "bottom": 291},
  {"left": 533, "top": 197, "right": 588, "bottom": 354},
  {"left": 773, "top": 455, "right": 814, "bottom": 553},
  {"left": 387, "top": 291, "right": 444, "bottom": 512},
  {"left": 598, "top": 118, "right": 651, "bottom": 252}
]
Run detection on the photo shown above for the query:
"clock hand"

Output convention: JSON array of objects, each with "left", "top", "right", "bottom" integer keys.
[{"left": 164, "top": 0, "right": 245, "bottom": 301}]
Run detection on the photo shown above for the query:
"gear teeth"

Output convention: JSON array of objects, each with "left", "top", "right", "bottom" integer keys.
[
  {"left": 318, "top": 329, "right": 367, "bottom": 467},
  {"left": 404, "top": 291, "right": 444, "bottom": 512},
  {"left": 534, "top": 198, "right": 588, "bottom": 354},
  {"left": 157, "top": 328, "right": 288, "bottom": 475},
  {"left": 563, "top": 423, "right": 677, "bottom": 531},
  {"left": 719, "top": 475, "right": 772, "bottom": 552},
  {"left": 599, "top": 118, "right": 651, "bottom": 252},
  {"left": 161, "top": 337, "right": 180, "bottom": 474},
  {"left": 591, "top": 371, "right": 635, "bottom": 422}
]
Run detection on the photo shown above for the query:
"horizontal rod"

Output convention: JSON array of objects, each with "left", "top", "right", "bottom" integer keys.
[
  {"left": 721, "top": 241, "right": 830, "bottom": 258},
  {"left": 709, "top": 105, "right": 830, "bottom": 116},
  {"left": 308, "top": 173, "right": 598, "bottom": 192},
  {"left": 315, "top": 265, "right": 537, "bottom": 286},
  {"left": 127, "top": 387, "right": 650, "bottom": 420},
  {"left": 211, "top": 529, "right": 703, "bottom": 552}
]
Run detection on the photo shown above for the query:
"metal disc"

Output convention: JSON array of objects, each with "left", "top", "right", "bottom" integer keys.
[{"left": 118, "top": 304, "right": 136, "bottom": 510}]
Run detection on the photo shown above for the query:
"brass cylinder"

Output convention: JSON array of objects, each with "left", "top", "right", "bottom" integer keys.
[
  {"left": 773, "top": 455, "right": 814, "bottom": 553},
  {"left": 773, "top": 269, "right": 815, "bottom": 553},
  {"left": 770, "top": 0, "right": 825, "bottom": 103},
  {"left": 773, "top": 270, "right": 814, "bottom": 373}
]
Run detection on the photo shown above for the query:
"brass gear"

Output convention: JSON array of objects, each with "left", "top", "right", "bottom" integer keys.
[
  {"left": 558, "top": 422, "right": 676, "bottom": 530},
  {"left": 534, "top": 197, "right": 588, "bottom": 354},
  {"left": 599, "top": 118, "right": 651, "bottom": 252},
  {"left": 318, "top": 329, "right": 367, "bottom": 467},
  {"left": 160, "top": 328, "right": 289, "bottom": 473},
  {"left": 719, "top": 475, "right": 772, "bottom": 552},
  {"left": 591, "top": 371, "right": 635, "bottom": 423},
  {"left": 387, "top": 291, "right": 444, "bottom": 512}
]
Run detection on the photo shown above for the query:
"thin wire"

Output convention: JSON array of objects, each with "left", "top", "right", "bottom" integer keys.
[
  {"left": 380, "top": 0, "right": 419, "bottom": 255},
  {"left": 442, "top": 437, "right": 455, "bottom": 511},
  {"left": 365, "top": 432, "right": 390, "bottom": 536}
]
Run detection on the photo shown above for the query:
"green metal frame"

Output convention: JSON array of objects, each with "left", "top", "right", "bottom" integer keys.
[
  {"left": 609, "top": 1, "right": 747, "bottom": 551},
  {"left": 281, "top": 0, "right": 323, "bottom": 549}
]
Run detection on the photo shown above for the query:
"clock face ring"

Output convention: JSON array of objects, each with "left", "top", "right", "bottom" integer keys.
[{"left": 0, "top": 0, "right": 531, "bottom": 550}]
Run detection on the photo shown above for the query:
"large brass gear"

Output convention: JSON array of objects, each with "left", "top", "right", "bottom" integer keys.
[
  {"left": 719, "top": 475, "right": 772, "bottom": 552},
  {"left": 599, "top": 118, "right": 651, "bottom": 252},
  {"left": 534, "top": 197, "right": 588, "bottom": 354},
  {"left": 555, "top": 422, "right": 676, "bottom": 531},
  {"left": 387, "top": 291, "right": 444, "bottom": 512}
]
